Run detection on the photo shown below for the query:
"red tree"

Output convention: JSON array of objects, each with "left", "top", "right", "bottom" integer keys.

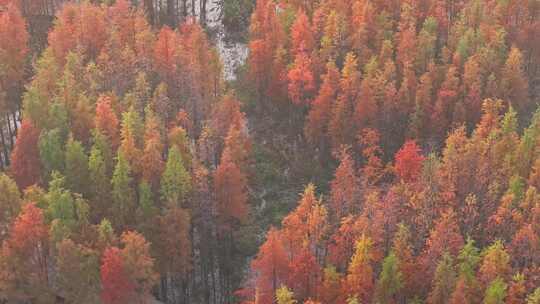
[
  {"left": 288, "top": 50, "right": 315, "bottom": 105},
  {"left": 395, "top": 140, "right": 425, "bottom": 183},
  {"left": 95, "top": 95, "right": 120, "bottom": 149},
  {"left": 9, "top": 119, "right": 41, "bottom": 190},
  {"left": 153, "top": 26, "right": 177, "bottom": 82},
  {"left": 251, "top": 227, "right": 290, "bottom": 304},
  {"left": 213, "top": 148, "right": 248, "bottom": 227},
  {"left": 291, "top": 9, "right": 315, "bottom": 56},
  {"left": 421, "top": 209, "right": 464, "bottom": 286},
  {"left": 329, "top": 148, "right": 359, "bottom": 218},
  {"left": 304, "top": 61, "right": 340, "bottom": 146},
  {"left": 0, "top": 3, "right": 28, "bottom": 97},
  {"left": 100, "top": 246, "right": 134, "bottom": 304}
]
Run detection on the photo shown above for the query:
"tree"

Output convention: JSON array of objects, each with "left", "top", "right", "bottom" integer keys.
[
  {"left": 251, "top": 227, "right": 289, "bottom": 304},
  {"left": 345, "top": 235, "right": 374, "bottom": 304},
  {"left": 56, "top": 239, "right": 100, "bottom": 303},
  {"left": 288, "top": 50, "right": 315, "bottom": 105},
  {"left": 119, "top": 231, "right": 158, "bottom": 300},
  {"left": 319, "top": 266, "right": 344, "bottom": 304},
  {"left": 119, "top": 107, "right": 143, "bottom": 175},
  {"left": 160, "top": 146, "right": 191, "bottom": 208},
  {"left": 153, "top": 26, "right": 177, "bottom": 82},
  {"left": 421, "top": 210, "right": 464, "bottom": 278},
  {"left": 410, "top": 71, "right": 433, "bottom": 142},
  {"left": 45, "top": 172, "right": 77, "bottom": 236},
  {"left": 287, "top": 245, "right": 320, "bottom": 300},
  {"left": 101, "top": 246, "right": 134, "bottom": 304},
  {"left": 151, "top": 82, "right": 172, "bottom": 123},
  {"left": 276, "top": 285, "right": 297, "bottom": 304},
  {"left": 479, "top": 241, "right": 511, "bottom": 285},
  {"left": 392, "top": 223, "right": 417, "bottom": 301},
  {"left": 111, "top": 151, "right": 136, "bottom": 230},
  {"left": 501, "top": 47, "right": 529, "bottom": 114},
  {"left": 141, "top": 111, "right": 164, "bottom": 189},
  {"left": 38, "top": 128, "right": 65, "bottom": 182},
  {"left": 359, "top": 128, "right": 385, "bottom": 186},
  {"left": 304, "top": 60, "right": 340, "bottom": 145},
  {"left": 395, "top": 140, "right": 425, "bottom": 183},
  {"left": 281, "top": 184, "right": 326, "bottom": 259},
  {"left": 506, "top": 273, "right": 527, "bottom": 304},
  {"left": 0, "top": 173, "right": 21, "bottom": 237},
  {"left": 483, "top": 278, "right": 507, "bottom": 304},
  {"left": 375, "top": 252, "right": 403, "bottom": 304},
  {"left": 0, "top": 203, "right": 49, "bottom": 301},
  {"left": 450, "top": 238, "right": 482, "bottom": 304},
  {"left": 427, "top": 253, "right": 457, "bottom": 304},
  {"left": 509, "top": 223, "right": 540, "bottom": 269},
  {"left": 10, "top": 119, "right": 41, "bottom": 189},
  {"left": 223, "top": 123, "right": 251, "bottom": 172},
  {"left": 64, "top": 137, "right": 89, "bottom": 196},
  {"left": 329, "top": 53, "right": 358, "bottom": 149},
  {"left": 0, "top": 3, "right": 28, "bottom": 111},
  {"left": 158, "top": 207, "right": 192, "bottom": 276},
  {"left": 95, "top": 95, "right": 120, "bottom": 149},
  {"left": 290, "top": 9, "right": 314, "bottom": 56},
  {"left": 88, "top": 144, "right": 111, "bottom": 221},
  {"left": 528, "top": 288, "right": 540, "bottom": 304},
  {"left": 329, "top": 148, "right": 359, "bottom": 218},
  {"left": 213, "top": 147, "right": 248, "bottom": 227}
]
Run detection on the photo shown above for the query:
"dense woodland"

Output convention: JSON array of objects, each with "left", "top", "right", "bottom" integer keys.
[{"left": 0, "top": 0, "right": 540, "bottom": 304}]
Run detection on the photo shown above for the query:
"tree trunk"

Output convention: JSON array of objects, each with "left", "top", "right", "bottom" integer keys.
[
  {"left": 6, "top": 114, "right": 14, "bottom": 150},
  {"left": 167, "top": 0, "right": 176, "bottom": 26},
  {"left": 144, "top": 0, "right": 155, "bottom": 26},
  {"left": 200, "top": 0, "right": 207, "bottom": 27}
]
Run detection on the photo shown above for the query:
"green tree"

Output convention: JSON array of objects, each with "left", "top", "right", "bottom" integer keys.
[
  {"left": 39, "top": 129, "right": 65, "bottom": 182},
  {"left": 64, "top": 137, "right": 89, "bottom": 196},
  {"left": 376, "top": 251, "right": 403, "bottom": 304},
  {"left": 46, "top": 172, "right": 76, "bottom": 237},
  {"left": 88, "top": 144, "right": 111, "bottom": 220},
  {"left": 111, "top": 151, "right": 136, "bottom": 230},
  {"left": 56, "top": 238, "right": 100, "bottom": 303},
  {"left": 428, "top": 253, "right": 457, "bottom": 304},
  {"left": 483, "top": 278, "right": 507, "bottom": 304},
  {"left": 0, "top": 173, "right": 21, "bottom": 237},
  {"left": 91, "top": 130, "right": 114, "bottom": 176},
  {"left": 160, "top": 146, "right": 191, "bottom": 208}
]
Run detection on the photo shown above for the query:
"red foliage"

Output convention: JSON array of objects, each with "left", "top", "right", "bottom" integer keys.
[
  {"left": 288, "top": 50, "right": 315, "bottom": 105},
  {"left": 290, "top": 9, "right": 315, "bottom": 55},
  {"left": 9, "top": 119, "right": 41, "bottom": 190},
  {"left": 304, "top": 61, "right": 340, "bottom": 145},
  {"left": 359, "top": 128, "right": 385, "bottom": 185},
  {"left": 9, "top": 203, "right": 48, "bottom": 254},
  {"left": 153, "top": 26, "right": 177, "bottom": 81},
  {"left": 287, "top": 245, "right": 320, "bottom": 300},
  {"left": 421, "top": 209, "right": 464, "bottom": 282},
  {"left": 95, "top": 95, "right": 120, "bottom": 149},
  {"left": 0, "top": 3, "right": 28, "bottom": 89},
  {"left": 213, "top": 148, "right": 248, "bottom": 227},
  {"left": 395, "top": 140, "right": 425, "bottom": 183},
  {"left": 48, "top": 2, "right": 107, "bottom": 62},
  {"left": 329, "top": 149, "right": 359, "bottom": 218},
  {"left": 250, "top": 227, "right": 289, "bottom": 304},
  {"left": 210, "top": 94, "right": 246, "bottom": 141},
  {"left": 101, "top": 246, "right": 134, "bottom": 304}
]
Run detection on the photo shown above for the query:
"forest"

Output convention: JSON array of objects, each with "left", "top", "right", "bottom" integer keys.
[{"left": 0, "top": 0, "right": 539, "bottom": 303}]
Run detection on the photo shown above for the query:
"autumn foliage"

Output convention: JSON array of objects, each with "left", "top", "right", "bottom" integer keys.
[{"left": 1, "top": 0, "right": 540, "bottom": 303}]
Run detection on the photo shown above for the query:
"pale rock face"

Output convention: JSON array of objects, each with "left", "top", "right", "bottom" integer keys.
[{"left": 205, "top": 0, "right": 249, "bottom": 80}]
